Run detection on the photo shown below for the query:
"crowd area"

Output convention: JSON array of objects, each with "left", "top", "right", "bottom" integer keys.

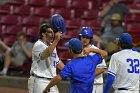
[{"left": 0, "top": 0, "right": 140, "bottom": 93}]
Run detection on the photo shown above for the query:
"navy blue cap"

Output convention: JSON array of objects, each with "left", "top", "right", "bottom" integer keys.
[
  {"left": 116, "top": 33, "right": 133, "bottom": 45},
  {"left": 65, "top": 38, "right": 83, "bottom": 52}
]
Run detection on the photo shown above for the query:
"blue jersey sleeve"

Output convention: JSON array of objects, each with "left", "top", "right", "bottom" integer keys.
[
  {"left": 91, "top": 54, "right": 102, "bottom": 65},
  {"left": 60, "top": 62, "right": 72, "bottom": 80},
  {"left": 103, "top": 74, "right": 115, "bottom": 93}
]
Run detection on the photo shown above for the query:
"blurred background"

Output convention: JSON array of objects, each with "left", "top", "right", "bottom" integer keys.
[{"left": 0, "top": 0, "right": 139, "bottom": 93}]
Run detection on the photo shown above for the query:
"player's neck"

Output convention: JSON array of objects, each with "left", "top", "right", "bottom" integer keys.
[
  {"left": 83, "top": 44, "right": 90, "bottom": 48},
  {"left": 73, "top": 53, "right": 84, "bottom": 58}
]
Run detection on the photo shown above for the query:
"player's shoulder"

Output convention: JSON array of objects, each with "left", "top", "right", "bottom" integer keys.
[
  {"left": 33, "top": 40, "right": 45, "bottom": 48},
  {"left": 111, "top": 51, "right": 122, "bottom": 58}
]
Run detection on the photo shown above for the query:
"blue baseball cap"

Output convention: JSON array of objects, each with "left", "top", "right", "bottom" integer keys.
[
  {"left": 65, "top": 38, "right": 83, "bottom": 53},
  {"left": 116, "top": 33, "right": 133, "bottom": 45}
]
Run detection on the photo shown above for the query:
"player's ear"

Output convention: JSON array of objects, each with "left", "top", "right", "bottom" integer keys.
[{"left": 69, "top": 48, "right": 74, "bottom": 54}]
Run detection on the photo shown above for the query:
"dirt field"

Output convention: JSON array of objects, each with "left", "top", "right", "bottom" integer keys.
[{"left": 0, "top": 87, "right": 28, "bottom": 93}]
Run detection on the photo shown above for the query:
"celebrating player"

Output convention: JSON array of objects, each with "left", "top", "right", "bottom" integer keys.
[
  {"left": 43, "top": 38, "right": 105, "bottom": 93},
  {"left": 79, "top": 27, "right": 107, "bottom": 93},
  {"left": 103, "top": 33, "right": 140, "bottom": 93},
  {"left": 28, "top": 22, "right": 64, "bottom": 93}
]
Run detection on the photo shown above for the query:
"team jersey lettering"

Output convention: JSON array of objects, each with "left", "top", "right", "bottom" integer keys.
[
  {"left": 126, "top": 58, "right": 140, "bottom": 74},
  {"left": 50, "top": 53, "right": 56, "bottom": 58}
]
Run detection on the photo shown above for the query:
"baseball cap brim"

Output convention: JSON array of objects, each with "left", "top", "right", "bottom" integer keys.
[{"left": 65, "top": 42, "right": 70, "bottom": 47}]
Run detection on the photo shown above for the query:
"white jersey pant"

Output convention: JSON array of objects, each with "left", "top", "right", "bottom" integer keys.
[
  {"left": 114, "top": 90, "right": 139, "bottom": 93},
  {"left": 92, "top": 84, "right": 103, "bottom": 93},
  {"left": 28, "top": 76, "right": 59, "bottom": 93}
]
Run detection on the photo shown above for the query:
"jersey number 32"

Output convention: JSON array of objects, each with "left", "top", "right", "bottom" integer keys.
[{"left": 127, "top": 58, "right": 140, "bottom": 74}]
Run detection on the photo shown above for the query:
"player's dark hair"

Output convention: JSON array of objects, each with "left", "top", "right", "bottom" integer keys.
[
  {"left": 39, "top": 22, "right": 51, "bottom": 39},
  {"left": 17, "top": 31, "right": 26, "bottom": 37},
  {"left": 71, "top": 49, "right": 82, "bottom": 54},
  {"left": 118, "top": 41, "right": 133, "bottom": 49}
]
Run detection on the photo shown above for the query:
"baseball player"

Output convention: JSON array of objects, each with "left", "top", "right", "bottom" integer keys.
[
  {"left": 43, "top": 38, "right": 105, "bottom": 93},
  {"left": 28, "top": 22, "right": 64, "bottom": 93},
  {"left": 79, "top": 27, "right": 107, "bottom": 93},
  {"left": 103, "top": 33, "right": 140, "bottom": 93}
]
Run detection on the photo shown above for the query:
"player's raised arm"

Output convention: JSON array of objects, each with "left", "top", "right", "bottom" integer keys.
[
  {"left": 83, "top": 47, "right": 108, "bottom": 59},
  {"left": 40, "top": 14, "right": 66, "bottom": 60},
  {"left": 40, "top": 31, "right": 62, "bottom": 60}
]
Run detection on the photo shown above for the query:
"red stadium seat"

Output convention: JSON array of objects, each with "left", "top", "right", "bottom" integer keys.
[
  {"left": 3, "top": 35, "right": 17, "bottom": 46},
  {"left": 64, "top": 29, "right": 79, "bottom": 37},
  {"left": 82, "top": 20, "right": 102, "bottom": 30},
  {"left": 125, "top": 14, "right": 140, "bottom": 23},
  {"left": 127, "top": 24, "right": 140, "bottom": 44},
  {"left": 21, "top": 16, "right": 41, "bottom": 27},
  {"left": 120, "top": 0, "right": 133, "bottom": 4},
  {"left": 26, "top": 27, "right": 39, "bottom": 42},
  {"left": 33, "top": 7, "right": 52, "bottom": 18},
  {"left": 127, "top": 24, "right": 140, "bottom": 32},
  {"left": 57, "top": 36, "right": 70, "bottom": 47},
  {"left": 6, "top": 0, "right": 25, "bottom": 6},
  {"left": 28, "top": 0, "right": 46, "bottom": 7},
  {"left": 66, "top": 19, "right": 82, "bottom": 29},
  {"left": 49, "top": 0, "right": 69, "bottom": 8},
  {"left": 57, "top": 47, "right": 72, "bottom": 59},
  {"left": 0, "top": 14, "right": 19, "bottom": 25},
  {"left": 26, "top": 27, "right": 39, "bottom": 37},
  {"left": 5, "top": 26, "right": 22, "bottom": 35},
  {"left": 1, "top": 26, "right": 23, "bottom": 38},
  {"left": 81, "top": 10, "right": 98, "bottom": 20},
  {"left": 71, "top": 0, "right": 90, "bottom": 10},
  {"left": 53, "top": 9, "right": 74, "bottom": 19},
  {"left": 13, "top": 5, "right": 31, "bottom": 16},
  {"left": 0, "top": 4, "right": 11, "bottom": 15}
]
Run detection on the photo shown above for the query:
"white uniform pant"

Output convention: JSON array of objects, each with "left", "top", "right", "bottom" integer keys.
[
  {"left": 92, "top": 84, "right": 103, "bottom": 93},
  {"left": 114, "top": 90, "right": 139, "bottom": 93},
  {"left": 28, "top": 76, "right": 59, "bottom": 93}
]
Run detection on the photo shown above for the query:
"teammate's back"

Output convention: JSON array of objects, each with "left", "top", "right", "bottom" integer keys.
[{"left": 109, "top": 49, "right": 140, "bottom": 90}]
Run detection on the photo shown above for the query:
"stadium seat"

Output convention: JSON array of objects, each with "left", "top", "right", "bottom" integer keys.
[
  {"left": 64, "top": 29, "right": 79, "bottom": 37},
  {"left": 53, "top": 9, "right": 74, "bottom": 19},
  {"left": 81, "top": 10, "right": 98, "bottom": 20},
  {"left": 66, "top": 19, "right": 82, "bottom": 29},
  {"left": 21, "top": 16, "right": 41, "bottom": 27},
  {"left": 26, "top": 27, "right": 39, "bottom": 42},
  {"left": 28, "top": 0, "right": 46, "bottom": 7},
  {"left": 120, "top": 0, "right": 133, "bottom": 4},
  {"left": 33, "top": 7, "right": 52, "bottom": 18},
  {"left": 13, "top": 5, "right": 31, "bottom": 16},
  {"left": 5, "top": 26, "right": 22, "bottom": 35},
  {"left": 57, "top": 36, "right": 70, "bottom": 47},
  {"left": 127, "top": 24, "right": 140, "bottom": 32},
  {"left": 0, "top": 14, "right": 19, "bottom": 25},
  {"left": 125, "top": 14, "right": 140, "bottom": 23},
  {"left": 71, "top": 0, "right": 90, "bottom": 10},
  {"left": 6, "top": 0, "right": 25, "bottom": 6},
  {"left": 82, "top": 20, "right": 102, "bottom": 30},
  {"left": 3, "top": 35, "right": 17, "bottom": 46},
  {"left": 49, "top": 0, "right": 69, "bottom": 8},
  {"left": 0, "top": 4, "right": 11, "bottom": 15},
  {"left": 57, "top": 47, "right": 72, "bottom": 59}
]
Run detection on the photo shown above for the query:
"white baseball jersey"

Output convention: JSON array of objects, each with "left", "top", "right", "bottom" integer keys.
[
  {"left": 108, "top": 49, "right": 140, "bottom": 91},
  {"left": 28, "top": 40, "right": 60, "bottom": 93},
  {"left": 30, "top": 40, "right": 60, "bottom": 78},
  {"left": 89, "top": 45, "right": 107, "bottom": 84}
]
